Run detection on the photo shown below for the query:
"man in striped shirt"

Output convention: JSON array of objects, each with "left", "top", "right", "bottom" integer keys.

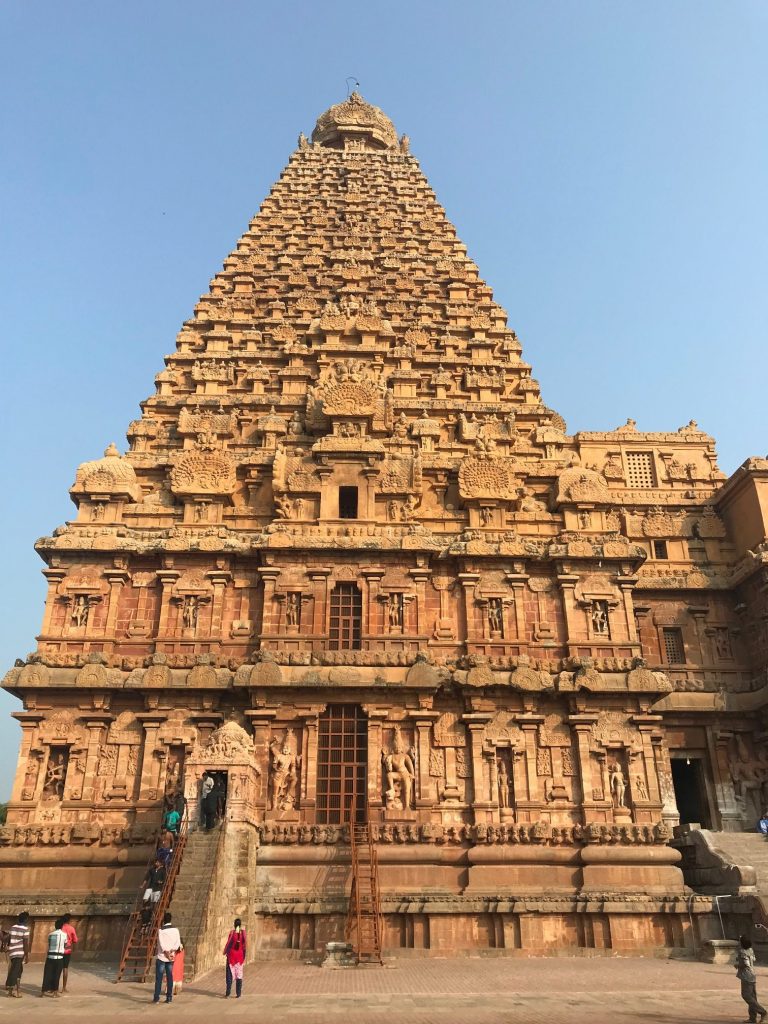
[{"left": 4, "top": 911, "right": 30, "bottom": 998}]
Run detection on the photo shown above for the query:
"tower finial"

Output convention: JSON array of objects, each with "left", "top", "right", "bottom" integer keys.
[{"left": 345, "top": 76, "right": 360, "bottom": 98}]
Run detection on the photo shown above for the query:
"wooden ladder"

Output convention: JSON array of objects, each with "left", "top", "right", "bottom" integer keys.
[
  {"left": 346, "top": 800, "right": 383, "bottom": 965},
  {"left": 116, "top": 809, "right": 189, "bottom": 983}
]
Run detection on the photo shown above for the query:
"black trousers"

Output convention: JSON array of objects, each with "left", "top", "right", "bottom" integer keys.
[{"left": 41, "top": 956, "right": 64, "bottom": 993}]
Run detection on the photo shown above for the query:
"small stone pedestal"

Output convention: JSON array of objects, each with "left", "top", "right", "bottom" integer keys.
[
  {"left": 700, "top": 939, "right": 739, "bottom": 964},
  {"left": 321, "top": 942, "right": 355, "bottom": 969}
]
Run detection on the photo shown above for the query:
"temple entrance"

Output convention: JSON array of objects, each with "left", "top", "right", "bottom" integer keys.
[
  {"left": 671, "top": 757, "right": 711, "bottom": 827},
  {"left": 316, "top": 704, "right": 368, "bottom": 824}
]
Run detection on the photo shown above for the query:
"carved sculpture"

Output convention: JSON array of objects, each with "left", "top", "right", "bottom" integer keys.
[
  {"left": 269, "top": 730, "right": 301, "bottom": 812},
  {"left": 383, "top": 727, "right": 415, "bottom": 811}
]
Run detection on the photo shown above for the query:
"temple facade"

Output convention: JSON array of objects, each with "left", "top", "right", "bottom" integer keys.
[{"left": 3, "top": 93, "right": 768, "bottom": 962}]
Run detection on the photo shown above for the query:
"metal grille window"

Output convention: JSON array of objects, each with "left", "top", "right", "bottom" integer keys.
[
  {"left": 653, "top": 540, "right": 669, "bottom": 559},
  {"left": 316, "top": 704, "right": 368, "bottom": 824},
  {"left": 626, "top": 452, "right": 656, "bottom": 488},
  {"left": 329, "top": 583, "right": 362, "bottom": 650},
  {"left": 663, "top": 627, "right": 686, "bottom": 664}
]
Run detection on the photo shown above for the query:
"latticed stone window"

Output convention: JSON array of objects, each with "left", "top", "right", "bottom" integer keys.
[
  {"left": 591, "top": 600, "right": 611, "bottom": 637},
  {"left": 626, "top": 451, "right": 657, "bottom": 488},
  {"left": 652, "top": 539, "right": 668, "bottom": 559},
  {"left": 329, "top": 583, "right": 362, "bottom": 650},
  {"left": 663, "top": 627, "right": 685, "bottom": 664}
]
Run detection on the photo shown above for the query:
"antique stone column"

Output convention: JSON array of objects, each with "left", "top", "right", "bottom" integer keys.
[
  {"left": 309, "top": 569, "right": 331, "bottom": 640},
  {"left": 412, "top": 712, "right": 438, "bottom": 809},
  {"left": 458, "top": 572, "right": 481, "bottom": 644},
  {"left": 156, "top": 568, "right": 180, "bottom": 639},
  {"left": 361, "top": 571, "right": 384, "bottom": 640},
  {"left": 568, "top": 714, "right": 598, "bottom": 823},
  {"left": 517, "top": 715, "right": 545, "bottom": 817},
  {"left": 257, "top": 566, "right": 282, "bottom": 637},
  {"left": 463, "top": 714, "right": 493, "bottom": 818},
  {"left": 409, "top": 566, "right": 432, "bottom": 637},
  {"left": 80, "top": 714, "right": 113, "bottom": 805},
  {"left": 246, "top": 709, "right": 277, "bottom": 814},
  {"left": 137, "top": 713, "right": 167, "bottom": 804},
  {"left": 40, "top": 569, "right": 66, "bottom": 639},
  {"left": 9, "top": 713, "right": 44, "bottom": 805},
  {"left": 556, "top": 572, "right": 580, "bottom": 649},
  {"left": 505, "top": 570, "right": 529, "bottom": 645},
  {"left": 709, "top": 728, "right": 742, "bottom": 831},
  {"left": 207, "top": 565, "right": 232, "bottom": 643},
  {"left": 366, "top": 709, "right": 389, "bottom": 813},
  {"left": 103, "top": 566, "right": 130, "bottom": 643}
]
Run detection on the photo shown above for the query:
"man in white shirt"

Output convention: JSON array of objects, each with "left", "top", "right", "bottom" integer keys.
[
  {"left": 153, "top": 912, "right": 182, "bottom": 1004},
  {"left": 41, "top": 918, "right": 67, "bottom": 997}
]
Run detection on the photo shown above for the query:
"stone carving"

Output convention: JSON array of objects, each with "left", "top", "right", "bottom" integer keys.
[
  {"left": 318, "top": 360, "right": 382, "bottom": 416},
  {"left": 554, "top": 463, "right": 609, "bottom": 504},
  {"left": 609, "top": 763, "right": 627, "bottom": 808},
  {"left": 200, "top": 720, "right": 254, "bottom": 762},
  {"left": 458, "top": 454, "right": 519, "bottom": 500},
  {"left": 433, "top": 712, "right": 466, "bottom": 748},
  {"left": 42, "top": 749, "right": 68, "bottom": 800},
  {"left": 170, "top": 446, "right": 236, "bottom": 497},
  {"left": 383, "top": 727, "right": 415, "bottom": 811},
  {"left": 497, "top": 757, "right": 511, "bottom": 808},
  {"left": 269, "top": 729, "right": 301, "bottom": 811}
]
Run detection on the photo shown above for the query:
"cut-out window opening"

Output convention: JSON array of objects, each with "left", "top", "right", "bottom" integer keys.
[
  {"left": 653, "top": 540, "right": 668, "bottom": 559},
  {"left": 626, "top": 452, "right": 657, "bottom": 489},
  {"left": 339, "top": 486, "right": 358, "bottom": 519}
]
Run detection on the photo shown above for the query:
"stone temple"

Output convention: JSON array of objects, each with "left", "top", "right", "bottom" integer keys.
[{"left": 3, "top": 93, "right": 768, "bottom": 969}]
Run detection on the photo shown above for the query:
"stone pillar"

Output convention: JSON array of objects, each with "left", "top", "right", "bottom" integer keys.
[
  {"left": 104, "top": 568, "right": 130, "bottom": 641},
  {"left": 617, "top": 576, "right": 640, "bottom": 645},
  {"left": 366, "top": 710, "right": 388, "bottom": 813},
  {"left": 409, "top": 567, "right": 432, "bottom": 637},
  {"left": 361, "top": 571, "right": 384, "bottom": 639},
  {"left": 458, "top": 573, "right": 481, "bottom": 644},
  {"left": 556, "top": 573, "right": 580, "bottom": 649},
  {"left": 310, "top": 569, "right": 331, "bottom": 641},
  {"left": 40, "top": 570, "right": 66, "bottom": 638},
  {"left": 9, "top": 713, "right": 44, "bottom": 806},
  {"left": 80, "top": 715, "right": 112, "bottom": 804},
  {"left": 257, "top": 566, "right": 282, "bottom": 637},
  {"left": 631, "top": 715, "right": 664, "bottom": 809},
  {"left": 505, "top": 571, "right": 529, "bottom": 645},
  {"left": 207, "top": 567, "right": 232, "bottom": 642},
  {"left": 156, "top": 569, "right": 180, "bottom": 639},
  {"left": 569, "top": 715, "right": 598, "bottom": 822},
  {"left": 246, "top": 710, "right": 277, "bottom": 814},
  {"left": 413, "top": 712, "right": 438, "bottom": 809},
  {"left": 518, "top": 716, "right": 544, "bottom": 815},
  {"left": 301, "top": 713, "right": 320, "bottom": 817},
  {"left": 137, "top": 714, "right": 167, "bottom": 804},
  {"left": 709, "top": 728, "right": 742, "bottom": 831},
  {"left": 464, "top": 715, "right": 493, "bottom": 818}
]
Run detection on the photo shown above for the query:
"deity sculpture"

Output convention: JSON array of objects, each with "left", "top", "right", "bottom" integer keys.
[
  {"left": 387, "top": 593, "right": 403, "bottom": 629},
  {"left": 382, "top": 727, "right": 415, "bottom": 811},
  {"left": 497, "top": 758, "right": 511, "bottom": 808},
  {"left": 275, "top": 495, "right": 293, "bottom": 520},
  {"left": 71, "top": 595, "right": 90, "bottom": 628},
  {"left": 609, "top": 763, "right": 627, "bottom": 808},
  {"left": 488, "top": 599, "right": 504, "bottom": 635},
  {"left": 43, "top": 751, "right": 67, "bottom": 800},
  {"left": 285, "top": 592, "right": 300, "bottom": 628},
  {"left": 182, "top": 595, "right": 199, "bottom": 630},
  {"left": 591, "top": 602, "right": 609, "bottom": 635},
  {"left": 634, "top": 773, "right": 649, "bottom": 801},
  {"left": 269, "top": 730, "right": 301, "bottom": 811}
]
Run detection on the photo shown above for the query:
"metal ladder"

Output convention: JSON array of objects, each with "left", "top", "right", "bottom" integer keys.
[
  {"left": 345, "top": 794, "right": 383, "bottom": 965},
  {"left": 116, "top": 809, "right": 189, "bottom": 982}
]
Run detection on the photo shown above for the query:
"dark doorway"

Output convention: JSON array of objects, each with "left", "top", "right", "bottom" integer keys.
[
  {"left": 339, "top": 486, "right": 359, "bottom": 519},
  {"left": 671, "top": 757, "right": 710, "bottom": 827},
  {"left": 316, "top": 704, "right": 368, "bottom": 824}
]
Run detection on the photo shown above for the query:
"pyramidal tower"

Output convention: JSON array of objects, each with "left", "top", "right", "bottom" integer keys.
[{"left": 3, "top": 93, "right": 768, "bottom": 967}]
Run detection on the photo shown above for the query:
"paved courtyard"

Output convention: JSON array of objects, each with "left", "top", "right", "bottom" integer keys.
[{"left": 3, "top": 955, "right": 762, "bottom": 1023}]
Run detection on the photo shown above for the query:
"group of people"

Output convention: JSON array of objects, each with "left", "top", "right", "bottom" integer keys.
[
  {"left": 140, "top": 809, "right": 183, "bottom": 927},
  {"left": 149, "top": 915, "right": 246, "bottom": 1004},
  {"left": 3, "top": 911, "right": 77, "bottom": 998}
]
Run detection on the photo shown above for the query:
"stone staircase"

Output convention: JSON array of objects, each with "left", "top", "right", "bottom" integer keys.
[
  {"left": 169, "top": 828, "right": 222, "bottom": 979},
  {"left": 673, "top": 828, "right": 761, "bottom": 896}
]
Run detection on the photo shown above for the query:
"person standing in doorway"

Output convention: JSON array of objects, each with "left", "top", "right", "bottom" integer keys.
[
  {"left": 40, "top": 918, "right": 67, "bottom": 997},
  {"left": 736, "top": 935, "right": 767, "bottom": 1023},
  {"left": 223, "top": 918, "right": 246, "bottom": 998},
  {"left": 60, "top": 914, "right": 78, "bottom": 993},
  {"left": 201, "top": 772, "right": 217, "bottom": 831},
  {"left": 4, "top": 911, "right": 30, "bottom": 998},
  {"left": 153, "top": 912, "right": 182, "bottom": 1004}
]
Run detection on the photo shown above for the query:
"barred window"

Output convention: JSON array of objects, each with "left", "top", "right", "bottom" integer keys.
[
  {"left": 626, "top": 451, "right": 656, "bottom": 489},
  {"left": 329, "top": 583, "right": 362, "bottom": 651},
  {"left": 653, "top": 540, "right": 668, "bottom": 559},
  {"left": 663, "top": 627, "right": 685, "bottom": 664}
]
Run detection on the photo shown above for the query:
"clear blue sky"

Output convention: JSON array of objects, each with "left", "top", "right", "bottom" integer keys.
[{"left": 0, "top": 1, "right": 766, "bottom": 798}]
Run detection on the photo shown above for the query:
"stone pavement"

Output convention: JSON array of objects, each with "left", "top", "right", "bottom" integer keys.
[{"left": 3, "top": 956, "right": 759, "bottom": 1023}]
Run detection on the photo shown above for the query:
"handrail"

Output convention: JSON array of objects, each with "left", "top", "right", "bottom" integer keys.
[{"left": 116, "top": 805, "right": 190, "bottom": 982}]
